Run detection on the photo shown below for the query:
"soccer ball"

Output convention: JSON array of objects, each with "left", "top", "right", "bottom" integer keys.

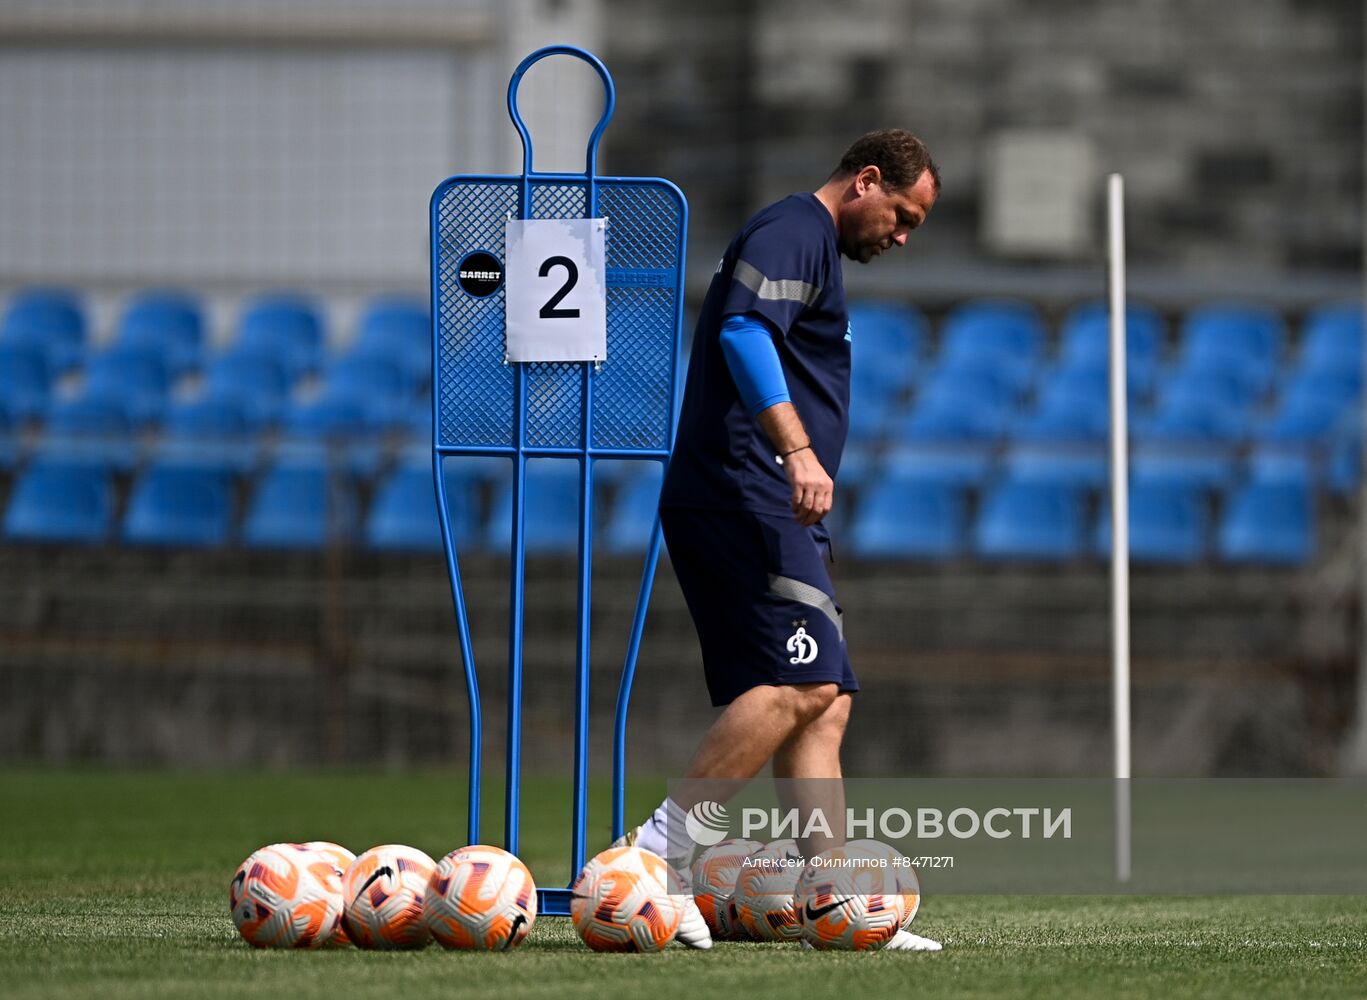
[
  {"left": 301, "top": 841, "right": 355, "bottom": 874},
  {"left": 299, "top": 842, "right": 356, "bottom": 945},
  {"left": 732, "top": 839, "right": 805, "bottom": 942},
  {"left": 845, "top": 838, "right": 921, "bottom": 929},
  {"left": 341, "top": 844, "right": 436, "bottom": 950},
  {"left": 795, "top": 841, "right": 921, "bottom": 950},
  {"left": 691, "top": 838, "right": 763, "bottom": 940},
  {"left": 570, "top": 846, "right": 682, "bottom": 952},
  {"left": 424, "top": 845, "right": 537, "bottom": 950},
  {"left": 229, "top": 842, "right": 344, "bottom": 948}
]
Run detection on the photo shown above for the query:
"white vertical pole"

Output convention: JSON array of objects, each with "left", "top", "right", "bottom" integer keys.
[{"left": 1108, "top": 173, "right": 1132, "bottom": 882}]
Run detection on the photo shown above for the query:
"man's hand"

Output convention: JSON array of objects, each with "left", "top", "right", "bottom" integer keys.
[
  {"left": 757, "top": 401, "right": 833, "bottom": 526},
  {"left": 782, "top": 446, "right": 833, "bottom": 527}
]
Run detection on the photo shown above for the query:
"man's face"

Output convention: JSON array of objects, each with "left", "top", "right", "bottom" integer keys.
[{"left": 837, "top": 166, "right": 937, "bottom": 264}]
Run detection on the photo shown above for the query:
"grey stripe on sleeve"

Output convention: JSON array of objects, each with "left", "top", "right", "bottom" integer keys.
[
  {"left": 768, "top": 574, "right": 843, "bottom": 640},
  {"left": 734, "top": 259, "right": 821, "bottom": 308}
]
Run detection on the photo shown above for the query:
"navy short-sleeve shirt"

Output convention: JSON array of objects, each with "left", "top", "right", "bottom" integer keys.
[{"left": 660, "top": 193, "right": 850, "bottom": 515}]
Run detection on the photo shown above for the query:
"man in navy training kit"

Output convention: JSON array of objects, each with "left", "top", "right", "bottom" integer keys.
[{"left": 619, "top": 129, "right": 942, "bottom": 952}]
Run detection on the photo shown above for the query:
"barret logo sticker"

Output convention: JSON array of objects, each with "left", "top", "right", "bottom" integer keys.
[{"left": 457, "top": 251, "right": 504, "bottom": 297}]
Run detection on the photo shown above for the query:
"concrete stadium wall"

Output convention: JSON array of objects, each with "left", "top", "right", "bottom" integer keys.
[
  {"left": 604, "top": 0, "right": 1363, "bottom": 295},
  {"left": 0, "top": 547, "right": 1351, "bottom": 777}
]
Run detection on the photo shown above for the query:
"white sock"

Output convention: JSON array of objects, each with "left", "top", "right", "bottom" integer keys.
[{"left": 634, "top": 797, "right": 688, "bottom": 860}]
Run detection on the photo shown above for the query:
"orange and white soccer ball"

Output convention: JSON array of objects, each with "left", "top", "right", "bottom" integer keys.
[
  {"left": 341, "top": 844, "right": 436, "bottom": 950},
  {"left": 424, "top": 845, "right": 537, "bottom": 951},
  {"left": 731, "top": 839, "right": 805, "bottom": 942},
  {"left": 299, "top": 842, "right": 356, "bottom": 945},
  {"left": 301, "top": 841, "right": 356, "bottom": 875},
  {"left": 691, "top": 838, "right": 763, "bottom": 940},
  {"left": 844, "top": 838, "right": 921, "bottom": 930},
  {"left": 229, "top": 842, "right": 345, "bottom": 949},
  {"left": 794, "top": 841, "right": 920, "bottom": 951},
  {"left": 570, "top": 846, "right": 682, "bottom": 952}
]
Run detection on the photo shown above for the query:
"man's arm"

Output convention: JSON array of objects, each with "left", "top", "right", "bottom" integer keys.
[{"left": 718, "top": 314, "right": 833, "bottom": 527}]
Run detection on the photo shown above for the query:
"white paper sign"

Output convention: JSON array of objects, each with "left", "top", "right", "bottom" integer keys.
[{"left": 504, "top": 217, "right": 607, "bottom": 363}]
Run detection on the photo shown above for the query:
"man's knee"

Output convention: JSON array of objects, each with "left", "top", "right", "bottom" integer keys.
[{"left": 785, "top": 682, "right": 841, "bottom": 725}]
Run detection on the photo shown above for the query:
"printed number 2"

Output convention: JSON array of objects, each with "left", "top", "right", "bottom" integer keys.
[{"left": 538, "top": 256, "right": 580, "bottom": 319}]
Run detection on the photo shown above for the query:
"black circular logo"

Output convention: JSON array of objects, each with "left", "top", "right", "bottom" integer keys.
[{"left": 456, "top": 251, "right": 504, "bottom": 297}]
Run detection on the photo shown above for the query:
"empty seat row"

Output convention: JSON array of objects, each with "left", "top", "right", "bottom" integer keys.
[
  {"left": 1, "top": 456, "right": 665, "bottom": 555},
  {"left": 2, "top": 450, "right": 1319, "bottom": 565},
  {"left": 0, "top": 290, "right": 430, "bottom": 429},
  {"left": 1, "top": 287, "right": 430, "bottom": 374},
  {"left": 848, "top": 477, "right": 1315, "bottom": 565}
]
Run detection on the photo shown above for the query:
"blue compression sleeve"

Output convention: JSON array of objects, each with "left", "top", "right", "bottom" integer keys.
[{"left": 719, "top": 313, "right": 790, "bottom": 417}]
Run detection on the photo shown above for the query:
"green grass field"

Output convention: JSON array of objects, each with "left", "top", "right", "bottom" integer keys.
[{"left": 2, "top": 768, "right": 1365, "bottom": 999}]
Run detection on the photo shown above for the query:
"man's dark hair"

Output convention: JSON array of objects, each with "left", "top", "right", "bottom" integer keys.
[{"left": 834, "top": 129, "right": 941, "bottom": 194}]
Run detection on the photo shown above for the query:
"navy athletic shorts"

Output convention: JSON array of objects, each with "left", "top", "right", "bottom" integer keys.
[{"left": 659, "top": 506, "right": 859, "bottom": 707}]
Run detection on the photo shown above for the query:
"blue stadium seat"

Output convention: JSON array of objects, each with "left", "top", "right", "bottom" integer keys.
[
  {"left": 79, "top": 346, "right": 173, "bottom": 427},
  {"left": 3, "top": 460, "right": 114, "bottom": 543},
  {"left": 603, "top": 467, "right": 665, "bottom": 554},
  {"left": 1255, "top": 378, "right": 1357, "bottom": 444},
  {"left": 365, "top": 461, "right": 479, "bottom": 552},
  {"left": 282, "top": 395, "right": 371, "bottom": 439},
  {"left": 848, "top": 476, "right": 967, "bottom": 559},
  {"left": 39, "top": 394, "right": 139, "bottom": 471},
  {"left": 0, "top": 405, "right": 16, "bottom": 469},
  {"left": 1132, "top": 395, "right": 1249, "bottom": 445},
  {"left": 1057, "top": 300, "right": 1164, "bottom": 374},
  {"left": 279, "top": 396, "right": 384, "bottom": 476},
  {"left": 234, "top": 294, "right": 325, "bottom": 380},
  {"left": 880, "top": 443, "right": 995, "bottom": 489},
  {"left": 1014, "top": 367, "right": 1114, "bottom": 445},
  {"left": 242, "top": 460, "right": 356, "bottom": 549},
  {"left": 973, "top": 479, "right": 1088, "bottom": 560},
  {"left": 157, "top": 396, "right": 262, "bottom": 474},
  {"left": 123, "top": 463, "right": 235, "bottom": 546},
  {"left": 893, "top": 395, "right": 1011, "bottom": 444},
  {"left": 0, "top": 343, "right": 53, "bottom": 421},
  {"left": 918, "top": 366, "right": 1021, "bottom": 413},
  {"left": 201, "top": 352, "right": 292, "bottom": 424},
  {"left": 1131, "top": 444, "right": 1238, "bottom": 492},
  {"left": 1176, "top": 302, "right": 1284, "bottom": 397},
  {"left": 848, "top": 300, "right": 927, "bottom": 394},
  {"left": 835, "top": 443, "right": 878, "bottom": 491},
  {"left": 1217, "top": 481, "right": 1314, "bottom": 565},
  {"left": 484, "top": 460, "right": 581, "bottom": 554},
  {"left": 1003, "top": 444, "right": 1108, "bottom": 490},
  {"left": 937, "top": 299, "right": 1045, "bottom": 389},
  {"left": 350, "top": 296, "right": 430, "bottom": 382},
  {"left": 1328, "top": 428, "right": 1361, "bottom": 496},
  {"left": 1245, "top": 446, "right": 1317, "bottom": 490},
  {"left": 312, "top": 354, "right": 414, "bottom": 429},
  {"left": 0, "top": 288, "right": 86, "bottom": 372},
  {"left": 891, "top": 365, "right": 1018, "bottom": 450},
  {"left": 1158, "top": 368, "right": 1261, "bottom": 414},
  {"left": 1299, "top": 302, "right": 1362, "bottom": 375},
  {"left": 847, "top": 395, "right": 890, "bottom": 444},
  {"left": 1096, "top": 482, "right": 1209, "bottom": 564},
  {"left": 115, "top": 290, "right": 205, "bottom": 377}
]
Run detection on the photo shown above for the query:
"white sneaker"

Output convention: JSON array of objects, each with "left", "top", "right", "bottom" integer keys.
[
  {"left": 673, "top": 892, "right": 714, "bottom": 950},
  {"left": 612, "top": 826, "right": 713, "bottom": 950},
  {"left": 880, "top": 929, "right": 943, "bottom": 952}
]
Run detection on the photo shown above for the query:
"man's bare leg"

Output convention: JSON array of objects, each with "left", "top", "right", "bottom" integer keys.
[
  {"left": 625, "top": 682, "right": 839, "bottom": 855},
  {"left": 773, "top": 692, "right": 851, "bottom": 856}
]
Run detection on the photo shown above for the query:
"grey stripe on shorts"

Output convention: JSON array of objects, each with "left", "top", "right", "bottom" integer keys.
[{"left": 768, "top": 573, "right": 843, "bottom": 640}]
